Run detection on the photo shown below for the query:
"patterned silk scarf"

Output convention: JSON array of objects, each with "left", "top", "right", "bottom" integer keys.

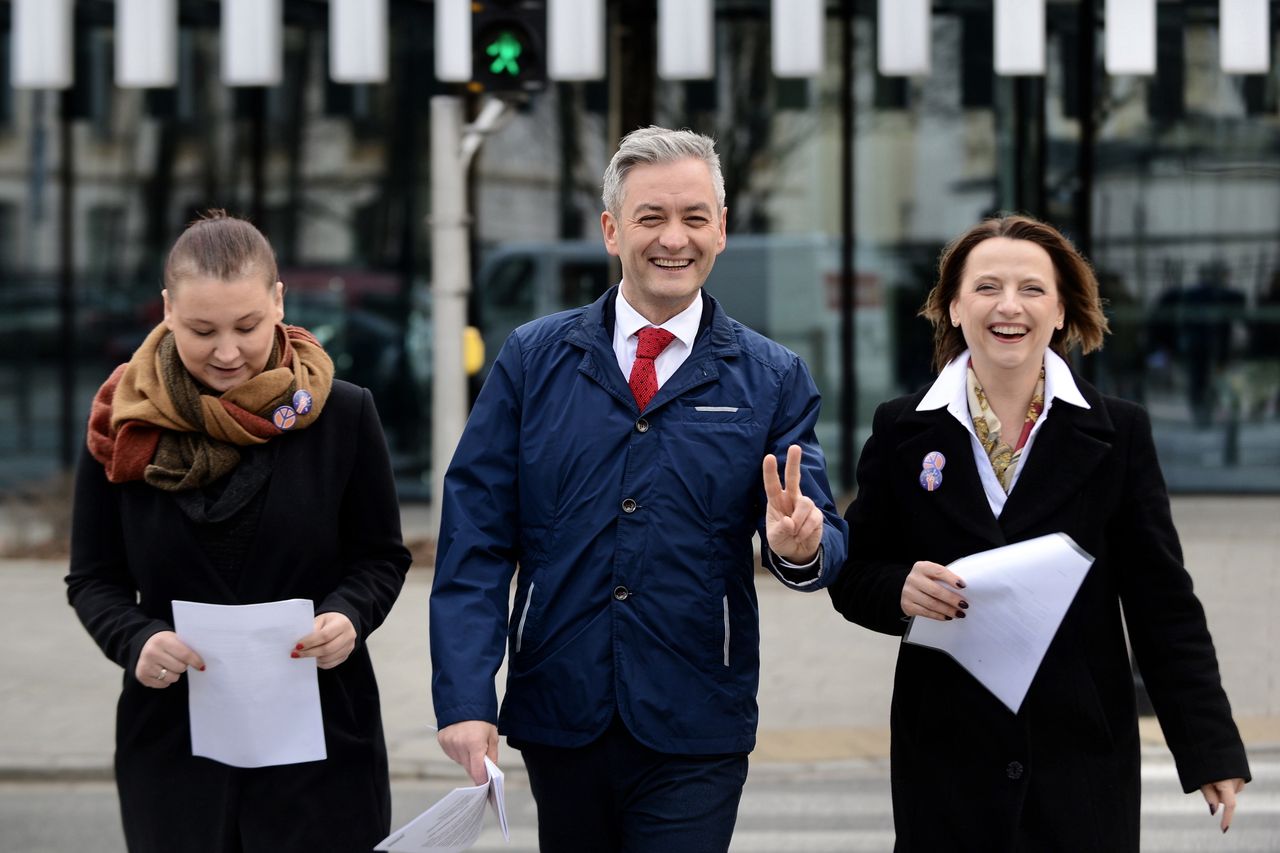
[{"left": 966, "top": 364, "right": 1046, "bottom": 492}]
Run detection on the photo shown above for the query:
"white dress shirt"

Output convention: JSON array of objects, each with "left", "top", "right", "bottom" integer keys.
[
  {"left": 612, "top": 288, "right": 702, "bottom": 386},
  {"left": 915, "top": 349, "right": 1090, "bottom": 518}
]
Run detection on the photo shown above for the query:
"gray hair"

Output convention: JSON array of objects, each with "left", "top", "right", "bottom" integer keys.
[{"left": 601, "top": 126, "right": 725, "bottom": 215}]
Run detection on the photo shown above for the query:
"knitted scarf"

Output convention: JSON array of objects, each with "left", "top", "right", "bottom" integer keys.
[{"left": 87, "top": 322, "right": 334, "bottom": 490}]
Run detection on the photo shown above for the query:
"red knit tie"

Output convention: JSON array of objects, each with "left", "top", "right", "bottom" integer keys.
[{"left": 629, "top": 327, "right": 676, "bottom": 411}]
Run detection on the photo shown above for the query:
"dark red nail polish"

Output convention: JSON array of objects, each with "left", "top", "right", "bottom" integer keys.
[
  {"left": 295, "top": 643, "right": 304, "bottom": 651},
  {"left": 955, "top": 610, "right": 966, "bottom": 619},
  {"left": 956, "top": 580, "right": 966, "bottom": 589},
  {"left": 944, "top": 615, "right": 953, "bottom": 621},
  {"left": 291, "top": 651, "right": 300, "bottom": 659},
  {"left": 199, "top": 666, "right": 206, "bottom": 672},
  {"left": 958, "top": 601, "right": 969, "bottom": 609},
  {"left": 1223, "top": 826, "right": 1229, "bottom": 834},
  {"left": 1209, "top": 804, "right": 1215, "bottom": 816}
]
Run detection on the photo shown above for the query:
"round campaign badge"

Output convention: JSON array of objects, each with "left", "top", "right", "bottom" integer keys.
[
  {"left": 291, "top": 389, "right": 314, "bottom": 416},
  {"left": 922, "top": 451, "right": 946, "bottom": 471},
  {"left": 272, "top": 405, "right": 298, "bottom": 431},
  {"left": 919, "top": 468, "right": 943, "bottom": 492}
]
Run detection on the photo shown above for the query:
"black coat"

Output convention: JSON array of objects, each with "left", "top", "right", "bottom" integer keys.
[
  {"left": 829, "top": 375, "right": 1250, "bottom": 852},
  {"left": 66, "top": 380, "right": 411, "bottom": 853}
]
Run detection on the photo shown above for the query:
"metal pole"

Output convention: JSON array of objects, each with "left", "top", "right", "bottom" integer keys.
[
  {"left": 430, "top": 96, "right": 471, "bottom": 531},
  {"left": 1076, "top": 0, "right": 1099, "bottom": 382},
  {"left": 838, "top": 0, "right": 857, "bottom": 495},
  {"left": 429, "top": 95, "right": 511, "bottom": 530},
  {"left": 59, "top": 90, "right": 76, "bottom": 471}
]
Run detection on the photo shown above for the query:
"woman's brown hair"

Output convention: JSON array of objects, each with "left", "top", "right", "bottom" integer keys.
[
  {"left": 920, "top": 214, "right": 1109, "bottom": 373},
  {"left": 163, "top": 209, "right": 278, "bottom": 291}
]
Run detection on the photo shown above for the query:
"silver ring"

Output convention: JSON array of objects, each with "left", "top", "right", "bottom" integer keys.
[{"left": 156, "top": 667, "right": 168, "bottom": 681}]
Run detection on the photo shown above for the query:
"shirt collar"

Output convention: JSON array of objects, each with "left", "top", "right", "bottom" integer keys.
[
  {"left": 615, "top": 287, "right": 703, "bottom": 350},
  {"left": 1042, "top": 348, "right": 1089, "bottom": 409},
  {"left": 917, "top": 348, "right": 1090, "bottom": 413}
]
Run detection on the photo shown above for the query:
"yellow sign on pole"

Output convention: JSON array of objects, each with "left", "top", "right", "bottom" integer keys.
[{"left": 463, "top": 326, "right": 485, "bottom": 376}]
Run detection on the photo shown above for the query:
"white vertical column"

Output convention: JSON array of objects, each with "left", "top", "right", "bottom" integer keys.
[
  {"left": 549, "top": 0, "right": 606, "bottom": 80},
  {"left": 878, "top": 0, "right": 930, "bottom": 76},
  {"left": 1220, "top": 0, "right": 1270, "bottom": 74},
  {"left": 331, "top": 0, "right": 388, "bottom": 83},
  {"left": 430, "top": 96, "right": 470, "bottom": 532},
  {"left": 435, "top": 0, "right": 472, "bottom": 82},
  {"left": 659, "top": 0, "right": 714, "bottom": 80},
  {"left": 222, "top": 0, "right": 283, "bottom": 86},
  {"left": 117, "top": 0, "right": 178, "bottom": 88},
  {"left": 13, "top": 0, "right": 74, "bottom": 89},
  {"left": 995, "top": 0, "right": 1045, "bottom": 76},
  {"left": 1105, "top": 0, "right": 1156, "bottom": 75},
  {"left": 772, "top": 0, "right": 825, "bottom": 78}
]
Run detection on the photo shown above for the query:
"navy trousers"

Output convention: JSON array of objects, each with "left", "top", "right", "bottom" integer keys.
[{"left": 512, "top": 715, "right": 749, "bottom": 853}]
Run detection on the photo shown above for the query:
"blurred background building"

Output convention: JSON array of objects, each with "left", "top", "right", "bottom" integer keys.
[{"left": 1, "top": 0, "right": 1278, "bottom": 503}]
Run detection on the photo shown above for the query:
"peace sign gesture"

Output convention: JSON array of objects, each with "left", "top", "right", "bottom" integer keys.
[{"left": 763, "top": 444, "right": 824, "bottom": 564}]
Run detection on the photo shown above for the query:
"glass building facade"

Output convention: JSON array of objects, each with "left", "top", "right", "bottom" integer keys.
[{"left": 2, "top": 0, "right": 1278, "bottom": 499}]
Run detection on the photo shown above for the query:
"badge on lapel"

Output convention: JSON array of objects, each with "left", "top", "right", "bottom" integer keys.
[{"left": 919, "top": 451, "right": 946, "bottom": 492}]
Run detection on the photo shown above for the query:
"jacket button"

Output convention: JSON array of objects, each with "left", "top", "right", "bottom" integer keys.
[
  {"left": 613, "top": 585, "right": 630, "bottom": 601},
  {"left": 621, "top": 498, "right": 637, "bottom": 513},
  {"left": 635, "top": 418, "right": 650, "bottom": 433},
  {"left": 1006, "top": 761, "right": 1024, "bottom": 780}
]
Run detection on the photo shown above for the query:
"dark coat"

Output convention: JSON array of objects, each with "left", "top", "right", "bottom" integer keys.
[
  {"left": 829, "top": 375, "right": 1250, "bottom": 852},
  {"left": 66, "top": 380, "right": 411, "bottom": 853},
  {"left": 432, "top": 288, "right": 847, "bottom": 754}
]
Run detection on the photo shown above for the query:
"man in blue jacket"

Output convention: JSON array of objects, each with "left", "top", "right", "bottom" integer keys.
[{"left": 430, "top": 126, "right": 848, "bottom": 852}]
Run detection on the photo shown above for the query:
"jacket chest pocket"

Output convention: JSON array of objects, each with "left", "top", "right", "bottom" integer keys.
[{"left": 673, "top": 402, "right": 756, "bottom": 426}]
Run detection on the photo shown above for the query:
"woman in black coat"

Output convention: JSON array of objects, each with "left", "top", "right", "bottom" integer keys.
[
  {"left": 829, "top": 215, "right": 1249, "bottom": 851},
  {"left": 66, "top": 211, "right": 411, "bottom": 852}
]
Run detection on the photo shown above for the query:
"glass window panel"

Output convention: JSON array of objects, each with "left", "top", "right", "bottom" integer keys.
[{"left": 1082, "top": 14, "right": 1280, "bottom": 491}]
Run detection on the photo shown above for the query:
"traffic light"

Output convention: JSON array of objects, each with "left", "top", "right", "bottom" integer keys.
[{"left": 471, "top": 0, "right": 547, "bottom": 94}]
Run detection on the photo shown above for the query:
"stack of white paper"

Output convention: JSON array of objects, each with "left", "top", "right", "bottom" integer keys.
[
  {"left": 377, "top": 757, "right": 509, "bottom": 852},
  {"left": 904, "top": 533, "right": 1095, "bottom": 713},
  {"left": 172, "top": 598, "right": 326, "bottom": 768}
]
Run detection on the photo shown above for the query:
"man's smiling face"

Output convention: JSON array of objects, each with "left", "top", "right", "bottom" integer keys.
[{"left": 601, "top": 157, "right": 727, "bottom": 324}]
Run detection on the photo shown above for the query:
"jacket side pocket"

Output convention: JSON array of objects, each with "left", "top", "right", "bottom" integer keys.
[
  {"left": 515, "top": 582, "right": 536, "bottom": 653},
  {"left": 722, "top": 594, "right": 731, "bottom": 667}
]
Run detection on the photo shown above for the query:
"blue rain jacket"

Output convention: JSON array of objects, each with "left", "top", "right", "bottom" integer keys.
[{"left": 430, "top": 287, "right": 847, "bottom": 754}]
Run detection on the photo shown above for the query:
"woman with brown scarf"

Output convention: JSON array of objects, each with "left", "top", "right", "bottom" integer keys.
[{"left": 66, "top": 211, "right": 411, "bottom": 852}]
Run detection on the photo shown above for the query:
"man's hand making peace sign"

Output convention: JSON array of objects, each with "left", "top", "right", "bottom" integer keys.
[{"left": 762, "top": 444, "right": 825, "bottom": 564}]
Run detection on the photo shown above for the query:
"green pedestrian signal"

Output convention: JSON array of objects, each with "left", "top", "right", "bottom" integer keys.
[
  {"left": 486, "top": 31, "right": 524, "bottom": 76},
  {"left": 471, "top": 1, "right": 546, "bottom": 93}
]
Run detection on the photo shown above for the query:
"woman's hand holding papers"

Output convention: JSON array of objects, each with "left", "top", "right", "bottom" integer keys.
[{"left": 901, "top": 561, "right": 969, "bottom": 622}]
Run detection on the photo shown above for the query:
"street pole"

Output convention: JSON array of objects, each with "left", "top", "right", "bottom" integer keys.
[{"left": 429, "top": 95, "right": 510, "bottom": 532}]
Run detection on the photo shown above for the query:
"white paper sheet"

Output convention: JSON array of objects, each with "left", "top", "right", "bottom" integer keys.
[
  {"left": 172, "top": 598, "right": 326, "bottom": 768},
  {"left": 904, "top": 533, "right": 1095, "bottom": 713},
  {"left": 376, "top": 757, "right": 509, "bottom": 852}
]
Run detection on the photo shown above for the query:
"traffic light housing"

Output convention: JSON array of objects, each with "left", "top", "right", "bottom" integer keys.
[{"left": 471, "top": 0, "right": 547, "bottom": 94}]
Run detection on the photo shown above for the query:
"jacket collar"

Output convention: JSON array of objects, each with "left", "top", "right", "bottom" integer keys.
[
  {"left": 997, "top": 374, "right": 1113, "bottom": 539},
  {"left": 564, "top": 286, "right": 742, "bottom": 412},
  {"left": 894, "top": 358, "right": 1114, "bottom": 547}
]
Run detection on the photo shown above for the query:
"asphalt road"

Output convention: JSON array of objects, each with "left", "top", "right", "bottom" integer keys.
[{"left": 3, "top": 752, "right": 1277, "bottom": 853}]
